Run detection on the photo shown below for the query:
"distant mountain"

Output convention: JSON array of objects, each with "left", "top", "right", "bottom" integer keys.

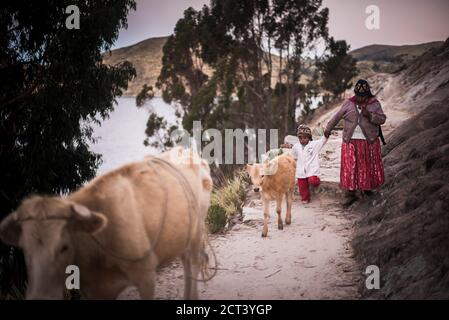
[
  {"left": 350, "top": 42, "right": 443, "bottom": 62},
  {"left": 103, "top": 36, "right": 444, "bottom": 96},
  {"left": 102, "top": 36, "right": 168, "bottom": 96},
  {"left": 350, "top": 41, "right": 444, "bottom": 76}
]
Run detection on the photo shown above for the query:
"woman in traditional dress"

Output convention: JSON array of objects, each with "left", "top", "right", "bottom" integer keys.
[{"left": 324, "top": 79, "right": 386, "bottom": 206}]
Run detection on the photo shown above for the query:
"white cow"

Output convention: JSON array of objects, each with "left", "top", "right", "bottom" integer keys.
[{"left": 0, "top": 147, "right": 213, "bottom": 299}]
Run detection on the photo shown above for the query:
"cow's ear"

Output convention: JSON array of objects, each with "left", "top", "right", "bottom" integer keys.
[
  {"left": 246, "top": 164, "right": 253, "bottom": 172},
  {"left": 69, "top": 204, "right": 107, "bottom": 234},
  {"left": 0, "top": 211, "right": 21, "bottom": 247}
]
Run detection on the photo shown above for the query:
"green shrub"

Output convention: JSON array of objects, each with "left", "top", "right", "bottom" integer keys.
[
  {"left": 206, "top": 170, "right": 248, "bottom": 233},
  {"left": 206, "top": 204, "right": 228, "bottom": 234}
]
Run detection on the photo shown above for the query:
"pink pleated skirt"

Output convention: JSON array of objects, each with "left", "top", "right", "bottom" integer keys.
[{"left": 340, "top": 139, "right": 385, "bottom": 191}]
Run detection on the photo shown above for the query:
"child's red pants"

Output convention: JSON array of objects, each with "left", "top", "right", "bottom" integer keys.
[{"left": 297, "top": 176, "right": 320, "bottom": 202}]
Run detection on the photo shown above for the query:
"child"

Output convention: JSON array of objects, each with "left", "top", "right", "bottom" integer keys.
[{"left": 284, "top": 125, "right": 328, "bottom": 204}]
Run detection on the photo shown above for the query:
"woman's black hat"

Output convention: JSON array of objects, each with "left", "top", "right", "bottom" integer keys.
[{"left": 354, "top": 79, "right": 374, "bottom": 97}]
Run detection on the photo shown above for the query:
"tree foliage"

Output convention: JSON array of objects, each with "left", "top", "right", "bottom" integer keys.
[
  {"left": 0, "top": 0, "right": 136, "bottom": 298},
  {"left": 317, "top": 37, "right": 359, "bottom": 99},
  {"left": 139, "top": 0, "right": 329, "bottom": 148}
]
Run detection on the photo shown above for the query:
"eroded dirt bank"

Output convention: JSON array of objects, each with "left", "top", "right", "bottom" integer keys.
[{"left": 351, "top": 39, "right": 449, "bottom": 299}]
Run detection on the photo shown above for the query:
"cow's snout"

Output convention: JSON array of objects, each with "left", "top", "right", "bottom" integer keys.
[{"left": 253, "top": 187, "right": 260, "bottom": 192}]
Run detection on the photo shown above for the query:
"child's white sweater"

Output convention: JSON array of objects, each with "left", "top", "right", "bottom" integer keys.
[{"left": 291, "top": 136, "right": 328, "bottom": 179}]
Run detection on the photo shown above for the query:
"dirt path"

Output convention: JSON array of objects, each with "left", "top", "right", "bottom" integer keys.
[
  {"left": 202, "top": 196, "right": 359, "bottom": 299},
  {"left": 119, "top": 192, "right": 361, "bottom": 300}
]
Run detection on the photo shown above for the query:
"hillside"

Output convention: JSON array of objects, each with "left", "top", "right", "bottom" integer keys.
[
  {"left": 102, "top": 36, "right": 168, "bottom": 96},
  {"left": 350, "top": 41, "right": 444, "bottom": 77},
  {"left": 350, "top": 42, "right": 443, "bottom": 62},
  {"left": 352, "top": 39, "right": 449, "bottom": 299}
]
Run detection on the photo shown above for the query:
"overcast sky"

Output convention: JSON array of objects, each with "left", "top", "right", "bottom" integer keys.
[{"left": 113, "top": 0, "right": 449, "bottom": 50}]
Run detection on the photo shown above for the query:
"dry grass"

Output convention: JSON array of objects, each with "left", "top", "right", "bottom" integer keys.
[{"left": 206, "top": 170, "right": 248, "bottom": 234}]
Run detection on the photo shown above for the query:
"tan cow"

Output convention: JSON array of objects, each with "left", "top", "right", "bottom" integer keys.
[
  {"left": 0, "top": 147, "right": 213, "bottom": 300},
  {"left": 246, "top": 154, "right": 296, "bottom": 237}
]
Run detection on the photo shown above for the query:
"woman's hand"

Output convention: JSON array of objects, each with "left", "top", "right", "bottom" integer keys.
[
  {"left": 361, "top": 105, "right": 371, "bottom": 118},
  {"left": 324, "top": 130, "right": 331, "bottom": 138},
  {"left": 281, "top": 143, "right": 293, "bottom": 149}
]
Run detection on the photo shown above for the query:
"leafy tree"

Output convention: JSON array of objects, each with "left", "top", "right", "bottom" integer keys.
[
  {"left": 317, "top": 37, "right": 358, "bottom": 99},
  {"left": 136, "top": 84, "right": 154, "bottom": 107},
  {"left": 0, "top": 0, "right": 136, "bottom": 298},
  {"left": 138, "top": 0, "right": 329, "bottom": 151},
  {"left": 143, "top": 113, "right": 179, "bottom": 150}
]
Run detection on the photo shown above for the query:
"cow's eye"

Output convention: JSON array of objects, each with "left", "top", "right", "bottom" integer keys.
[{"left": 261, "top": 175, "right": 265, "bottom": 178}]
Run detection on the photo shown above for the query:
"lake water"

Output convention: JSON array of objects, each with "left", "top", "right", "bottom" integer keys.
[
  {"left": 89, "top": 97, "right": 177, "bottom": 175},
  {"left": 90, "top": 96, "right": 321, "bottom": 175}
]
